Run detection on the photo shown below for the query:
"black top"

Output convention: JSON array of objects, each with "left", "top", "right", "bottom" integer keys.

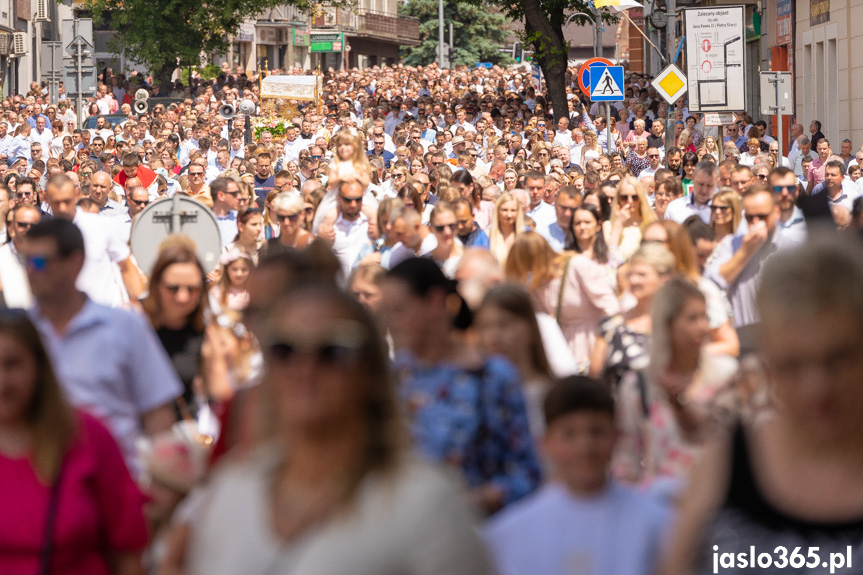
[
  {"left": 157, "top": 324, "right": 204, "bottom": 416},
  {"left": 695, "top": 425, "right": 863, "bottom": 573}
]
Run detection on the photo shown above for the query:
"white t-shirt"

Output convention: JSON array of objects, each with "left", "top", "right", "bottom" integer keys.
[
  {"left": 186, "top": 450, "right": 491, "bottom": 575},
  {"left": 484, "top": 481, "right": 670, "bottom": 575},
  {"left": 73, "top": 211, "right": 131, "bottom": 307}
]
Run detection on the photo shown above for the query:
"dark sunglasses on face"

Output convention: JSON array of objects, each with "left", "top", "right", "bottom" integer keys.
[
  {"left": 276, "top": 213, "right": 300, "bottom": 224},
  {"left": 164, "top": 283, "right": 203, "bottom": 295},
  {"left": 129, "top": 197, "right": 150, "bottom": 207},
  {"left": 744, "top": 212, "right": 771, "bottom": 223},
  {"left": 265, "top": 323, "right": 365, "bottom": 366},
  {"left": 433, "top": 223, "right": 457, "bottom": 233}
]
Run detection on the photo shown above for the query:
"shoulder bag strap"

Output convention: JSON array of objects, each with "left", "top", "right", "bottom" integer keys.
[
  {"left": 40, "top": 459, "right": 65, "bottom": 575},
  {"left": 555, "top": 256, "right": 573, "bottom": 326}
]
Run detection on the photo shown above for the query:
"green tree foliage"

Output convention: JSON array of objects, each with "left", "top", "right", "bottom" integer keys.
[
  {"left": 83, "top": 0, "right": 350, "bottom": 83},
  {"left": 468, "top": 0, "right": 616, "bottom": 120},
  {"left": 399, "top": 0, "right": 514, "bottom": 67}
]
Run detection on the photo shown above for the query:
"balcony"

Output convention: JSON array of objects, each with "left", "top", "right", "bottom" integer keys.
[
  {"left": 355, "top": 9, "right": 419, "bottom": 44},
  {"left": 312, "top": 7, "right": 419, "bottom": 45}
]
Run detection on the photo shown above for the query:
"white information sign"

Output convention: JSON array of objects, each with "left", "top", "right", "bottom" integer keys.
[{"left": 683, "top": 6, "right": 745, "bottom": 112}]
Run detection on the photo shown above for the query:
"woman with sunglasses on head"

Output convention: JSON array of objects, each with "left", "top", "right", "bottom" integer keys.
[
  {"left": 176, "top": 281, "right": 491, "bottom": 574},
  {"left": 0, "top": 311, "right": 148, "bottom": 575}
]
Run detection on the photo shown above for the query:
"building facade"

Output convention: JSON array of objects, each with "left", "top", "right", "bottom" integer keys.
[{"left": 794, "top": 0, "right": 859, "bottom": 147}]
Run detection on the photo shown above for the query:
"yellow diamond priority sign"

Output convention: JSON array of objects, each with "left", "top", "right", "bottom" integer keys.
[{"left": 652, "top": 64, "right": 688, "bottom": 105}]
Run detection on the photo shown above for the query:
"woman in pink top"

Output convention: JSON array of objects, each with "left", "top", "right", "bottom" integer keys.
[
  {"left": 505, "top": 232, "right": 620, "bottom": 369},
  {"left": 0, "top": 311, "right": 147, "bottom": 575}
]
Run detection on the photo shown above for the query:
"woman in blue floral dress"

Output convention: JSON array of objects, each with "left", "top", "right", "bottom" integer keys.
[{"left": 381, "top": 258, "right": 542, "bottom": 515}]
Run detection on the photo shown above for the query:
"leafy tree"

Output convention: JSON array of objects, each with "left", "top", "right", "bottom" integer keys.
[
  {"left": 81, "top": 0, "right": 350, "bottom": 85},
  {"left": 399, "top": 0, "right": 514, "bottom": 68},
  {"left": 469, "top": 0, "right": 616, "bottom": 121}
]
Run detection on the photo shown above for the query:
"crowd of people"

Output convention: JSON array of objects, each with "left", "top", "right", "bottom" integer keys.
[{"left": 0, "top": 60, "right": 863, "bottom": 575}]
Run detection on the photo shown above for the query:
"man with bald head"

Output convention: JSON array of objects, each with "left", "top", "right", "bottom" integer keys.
[
  {"left": 90, "top": 171, "right": 126, "bottom": 217},
  {"left": 43, "top": 174, "right": 143, "bottom": 305},
  {"left": 117, "top": 186, "right": 150, "bottom": 242}
]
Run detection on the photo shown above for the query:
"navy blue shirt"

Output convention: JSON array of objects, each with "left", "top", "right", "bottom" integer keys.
[{"left": 367, "top": 149, "right": 395, "bottom": 169}]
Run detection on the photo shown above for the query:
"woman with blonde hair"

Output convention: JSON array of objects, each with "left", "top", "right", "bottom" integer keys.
[
  {"left": 174, "top": 283, "right": 491, "bottom": 574},
  {"left": 709, "top": 188, "right": 742, "bottom": 244},
  {"left": 604, "top": 175, "right": 658, "bottom": 260},
  {"left": 0, "top": 311, "right": 148, "bottom": 575},
  {"left": 677, "top": 128, "right": 696, "bottom": 153},
  {"left": 488, "top": 192, "right": 525, "bottom": 264},
  {"left": 506, "top": 231, "right": 620, "bottom": 368},
  {"left": 580, "top": 130, "right": 603, "bottom": 167}
]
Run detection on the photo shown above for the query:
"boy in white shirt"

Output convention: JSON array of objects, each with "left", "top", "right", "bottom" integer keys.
[{"left": 484, "top": 376, "right": 671, "bottom": 575}]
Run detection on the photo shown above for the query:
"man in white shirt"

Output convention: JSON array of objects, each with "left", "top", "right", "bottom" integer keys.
[
  {"left": 0, "top": 203, "right": 39, "bottom": 308},
  {"left": 179, "top": 123, "right": 204, "bottom": 167},
  {"left": 43, "top": 174, "right": 144, "bottom": 307},
  {"left": 639, "top": 148, "right": 663, "bottom": 177},
  {"left": 29, "top": 116, "right": 52, "bottom": 160},
  {"left": 665, "top": 161, "right": 718, "bottom": 224},
  {"left": 525, "top": 170, "right": 556, "bottom": 229},
  {"left": 449, "top": 106, "right": 477, "bottom": 135},
  {"left": 539, "top": 187, "right": 580, "bottom": 252},
  {"left": 331, "top": 180, "right": 371, "bottom": 277},
  {"left": 22, "top": 217, "right": 182, "bottom": 471},
  {"left": 0, "top": 121, "right": 13, "bottom": 165},
  {"left": 211, "top": 177, "right": 240, "bottom": 248}
]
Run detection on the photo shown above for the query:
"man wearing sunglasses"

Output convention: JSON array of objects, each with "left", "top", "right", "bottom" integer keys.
[
  {"left": 210, "top": 177, "right": 241, "bottom": 248},
  {"left": 706, "top": 187, "right": 788, "bottom": 354},
  {"left": 117, "top": 186, "right": 150, "bottom": 243},
  {"left": 22, "top": 217, "right": 182, "bottom": 471},
  {"left": 768, "top": 167, "right": 807, "bottom": 245},
  {"left": 330, "top": 180, "right": 371, "bottom": 277},
  {"left": 0, "top": 203, "right": 39, "bottom": 307}
]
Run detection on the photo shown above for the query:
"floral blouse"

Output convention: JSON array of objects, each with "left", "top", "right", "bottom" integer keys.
[
  {"left": 625, "top": 151, "right": 650, "bottom": 177},
  {"left": 393, "top": 353, "right": 542, "bottom": 508}
]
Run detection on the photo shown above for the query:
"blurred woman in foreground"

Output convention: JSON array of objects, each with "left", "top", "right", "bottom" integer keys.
[
  {"left": 0, "top": 311, "right": 147, "bottom": 575},
  {"left": 663, "top": 235, "right": 863, "bottom": 574},
  {"left": 178, "top": 282, "right": 491, "bottom": 574}
]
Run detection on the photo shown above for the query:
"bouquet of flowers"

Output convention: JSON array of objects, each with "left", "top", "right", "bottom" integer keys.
[{"left": 252, "top": 118, "right": 288, "bottom": 141}]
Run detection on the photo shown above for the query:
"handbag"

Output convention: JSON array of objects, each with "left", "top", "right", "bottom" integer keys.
[
  {"left": 555, "top": 255, "right": 573, "bottom": 326},
  {"left": 39, "top": 459, "right": 65, "bottom": 575}
]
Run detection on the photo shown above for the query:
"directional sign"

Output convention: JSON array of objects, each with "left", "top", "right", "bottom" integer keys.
[
  {"left": 64, "top": 65, "right": 98, "bottom": 95},
  {"left": 684, "top": 6, "right": 745, "bottom": 112},
  {"left": 652, "top": 64, "right": 688, "bottom": 104},
  {"left": 703, "top": 112, "right": 739, "bottom": 126},
  {"left": 589, "top": 65, "right": 625, "bottom": 101},
  {"left": 578, "top": 57, "right": 614, "bottom": 97},
  {"left": 759, "top": 71, "right": 793, "bottom": 116}
]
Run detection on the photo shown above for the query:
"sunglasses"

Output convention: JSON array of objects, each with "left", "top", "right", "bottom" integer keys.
[
  {"left": 163, "top": 283, "right": 203, "bottom": 295},
  {"left": 189, "top": 171, "right": 204, "bottom": 177},
  {"left": 265, "top": 324, "right": 365, "bottom": 366},
  {"left": 276, "top": 213, "right": 300, "bottom": 224},
  {"left": 648, "top": 154, "right": 660, "bottom": 158},
  {"left": 772, "top": 185, "right": 796, "bottom": 194},
  {"left": 339, "top": 194, "right": 363, "bottom": 204},
  {"left": 433, "top": 223, "right": 457, "bottom": 233},
  {"left": 710, "top": 205, "right": 732, "bottom": 213},
  {"left": 744, "top": 212, "right": 771, "bottom": 223},
  {"left": 129, "top": 197, "right": 150, "bottom": 207},
  {"left": 619, "top": 194, "right": 638, "bottom": 202}
]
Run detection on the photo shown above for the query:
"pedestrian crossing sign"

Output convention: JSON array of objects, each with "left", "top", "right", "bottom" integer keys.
[{"left": 589, "top": 65, "right": 625, "bottom": 101}]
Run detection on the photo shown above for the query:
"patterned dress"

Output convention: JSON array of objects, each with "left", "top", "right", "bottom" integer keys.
[{"left": 393, "top": 352, "right": 542, "bottom": 508}]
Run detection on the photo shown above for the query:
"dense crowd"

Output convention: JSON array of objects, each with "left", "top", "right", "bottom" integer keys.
[{"left": 0, "top": 61, "right": 862, "bottom": 575}]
